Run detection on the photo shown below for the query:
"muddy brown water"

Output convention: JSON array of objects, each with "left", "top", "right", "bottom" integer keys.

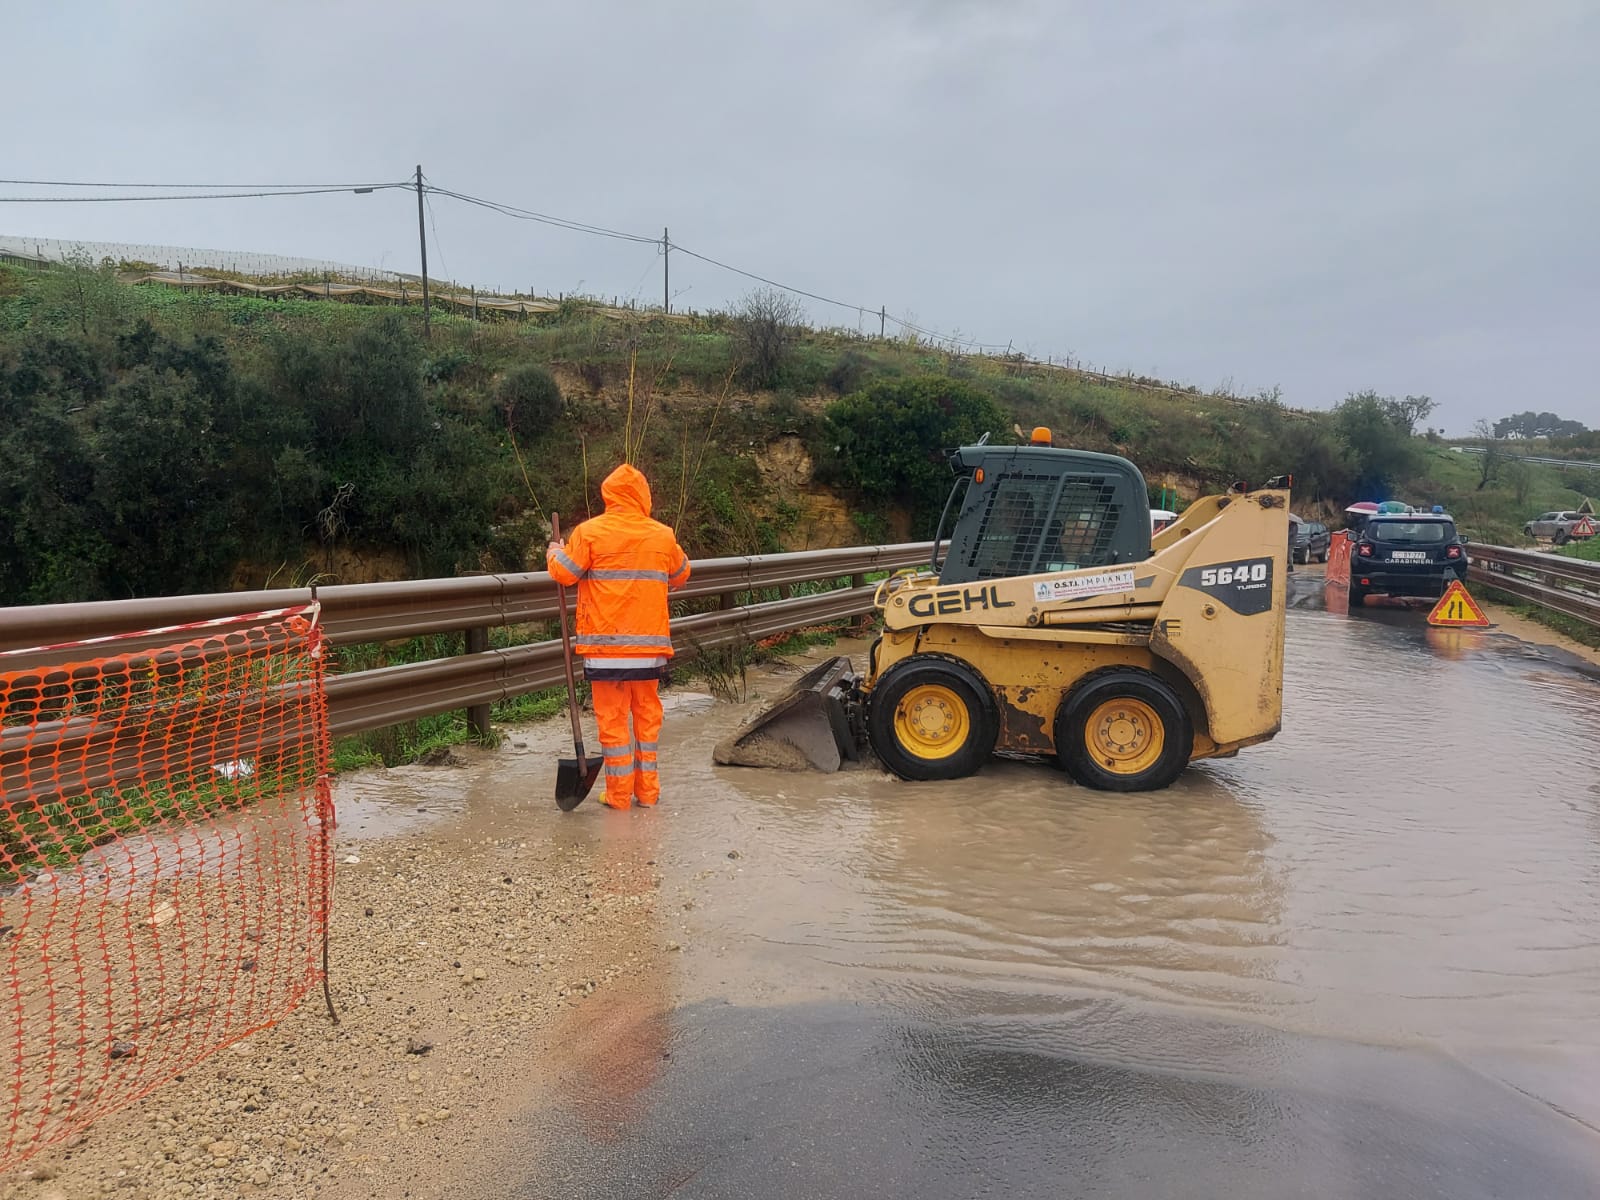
[
  {"left": 140, "top": 576, "right": 1600, "bottom": 1197},
  {"left": 581, "top": 587, "right": 1600, "bottom": 1052}
]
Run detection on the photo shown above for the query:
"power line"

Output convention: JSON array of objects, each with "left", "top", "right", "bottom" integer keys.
[
  {"left": 0, "top": 178, "right": 409, "bottom": 190},
  {"left": 425, "top": 179, "right": 1006, "bottom": 349},
  {"left": 888, "top": 315, "right": 1013, "bottom": 353},
  {"left": 5, "top": 166, "right": 1010, "bottom": 352},
  {"left": 0, "top": 184, "right": 410, "bottom": 203},
  {"left": 424, "top": 190, "right": 449, "bottom": 283},
  {"left": 424, "top": 185, "right": 659, "bottom": 245},
  {"left": 666, "top": 243, "right": 866, "bottom": 317},
  {"left": 669, "top": 241, "right": 1008, "bottom": 351},
  {"left": 437, "top": 182, "right": 1007, "bottom": 350}
]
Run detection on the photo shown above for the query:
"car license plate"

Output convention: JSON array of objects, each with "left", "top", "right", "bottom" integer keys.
[{"left": 1389, "top": 551, "right": 1428, "bottom": 562}]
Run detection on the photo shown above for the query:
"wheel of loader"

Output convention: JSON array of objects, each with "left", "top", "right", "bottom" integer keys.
[
  {"left": 1055, "top": 670, "right": 1192, "bottom": 792},
  {"left": 867, "top": 656, "right": 998, "bottom": 781}
]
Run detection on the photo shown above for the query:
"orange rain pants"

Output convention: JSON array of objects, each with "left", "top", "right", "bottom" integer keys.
[{"left": 592, "top": 679, "right": 664, "bottom": 809}]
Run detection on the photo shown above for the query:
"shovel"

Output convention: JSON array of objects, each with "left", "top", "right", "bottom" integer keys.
[{"left": 551, "top": 514, "right": 600, "bottom": 810}]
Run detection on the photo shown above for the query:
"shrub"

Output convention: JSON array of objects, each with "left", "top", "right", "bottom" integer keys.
[
  {"left": 822, "top": 375, "right": 1007, "bottom": 528},
  {"left": 732, "top": 288, "right": 804, "bottom": 389},
  {"left": 825, "top": 349, "right": 868, "bottom": 396},
  {"left": 424, "top": 346, "right": 473, "bottom": 384},
  {"left": 495, "top": 363, "right": 563, "bottom": 443},
  {"left": 1334, "top": 390, "right": 1423, "bottom": 498}
]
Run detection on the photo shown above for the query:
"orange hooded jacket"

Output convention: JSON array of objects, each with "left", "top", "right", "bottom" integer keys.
[{"left": 547, "top": 465, "right": 691, "bottom": 663}]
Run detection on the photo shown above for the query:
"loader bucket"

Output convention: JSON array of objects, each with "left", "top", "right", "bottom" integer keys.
[{"left": 713, "top": 656, "right": 861, "bottom": 772}]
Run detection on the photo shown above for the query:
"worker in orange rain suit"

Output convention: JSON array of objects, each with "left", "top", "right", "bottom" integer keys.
[{"left": 547, "top": 464, "right": 691, "bottom": 810}]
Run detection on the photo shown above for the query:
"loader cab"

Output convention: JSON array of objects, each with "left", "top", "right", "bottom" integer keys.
[{"left": 933, "top": 440, "right": 1152, "bottom": 586}]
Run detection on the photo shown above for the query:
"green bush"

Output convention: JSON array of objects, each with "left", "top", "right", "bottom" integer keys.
[
  {"left": 825, "top": 349, "right": 868, "bottom": 396},
  {"left": 424, "top": 346, "right": 473, "bottom": 384},
  {"left": 822, "top": 375, "right": 1007, "bottom": 528},
  {"left": 1334, "top": 390, "right": 1424, "bottom": 498},
  {"left": 495, "top": 362, "right": 563, "bottom": 443}
]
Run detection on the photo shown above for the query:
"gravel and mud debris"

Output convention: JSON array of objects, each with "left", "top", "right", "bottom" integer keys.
[{"left": 0, "top": 821, "right": 666, "bottom": 1200}]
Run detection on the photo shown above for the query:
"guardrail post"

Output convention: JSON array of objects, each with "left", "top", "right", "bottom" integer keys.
[
  {"left": 464, "top": 626, "right": 492, "bottom": 738},
  {"left": 719, "top": 592, "right": 739, "bottom": 610},
  {"left": 850, "top": 573, "right": 871, "bottom": 632}
]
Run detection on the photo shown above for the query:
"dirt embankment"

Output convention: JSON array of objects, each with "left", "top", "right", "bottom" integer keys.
[
  {"left": 754, "top": 436, "right": 912, "bottom": 548},
  {"left": 1, "top": 756, "right": 671, "bottom": 1200}
]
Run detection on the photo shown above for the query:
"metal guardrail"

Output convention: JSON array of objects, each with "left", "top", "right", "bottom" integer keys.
[
  {"left": 1468, "top": 544, "right": 1600, "bottom": 628},
  {"left": 0, "top": 544, "right": 935, "bottom": 764},
  {"left": 0, "top": 543, "right": 934, "bottom": 658},
  {"left": 1451, "top": 446, "right": 1600, "bottom": 473}
]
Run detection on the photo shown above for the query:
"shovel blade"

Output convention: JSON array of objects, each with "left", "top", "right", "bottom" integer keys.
[{"left": 556, "top": 757, "right": 602, "bottom": 811}]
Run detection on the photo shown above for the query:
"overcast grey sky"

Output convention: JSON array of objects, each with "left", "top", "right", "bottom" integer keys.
[{"left": 9, "top": 0, "right": 1598, "bottom": 431}]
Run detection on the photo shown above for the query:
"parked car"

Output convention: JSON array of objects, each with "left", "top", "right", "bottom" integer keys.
[
  {"left": 1150, "top": 509, "right": 1178, "bottom": 534},
  {"left": 1290, "top": 518, "right": 1331, "bottom": 564},
  {"left": 1523, "top": 511, "right": 1592, "bottom": 543},
  {"left": 1349, "top": 512, "right": 1468, "bottom": 605}
]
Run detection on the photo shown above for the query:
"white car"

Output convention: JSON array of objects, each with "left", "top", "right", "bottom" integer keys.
[
  {"left": 1150, "top": 509, "right": 1178, "bottom": 534},
  {"left": 1523, "top": 511, "right": 1591, "bottom": 542}
]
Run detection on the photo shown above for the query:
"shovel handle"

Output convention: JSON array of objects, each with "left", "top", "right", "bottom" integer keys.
[{"left": 552, "top": 514, "right": 588, "bottom": 771}]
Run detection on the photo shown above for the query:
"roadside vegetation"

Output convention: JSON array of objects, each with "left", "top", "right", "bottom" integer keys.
[
  {"left": 4, "top": 259, "right": 1592, "bottom": 609},
  {"left": 3, "top": 258, "right": 1595, "bottom": 770}
]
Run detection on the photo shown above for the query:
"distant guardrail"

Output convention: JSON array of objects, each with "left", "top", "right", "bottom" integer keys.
[
  {"left": 1451, "top": 446, "right": 1600, "bottom": 473},
  {"left": 1468, "top": 545, "right": 1600, "bottom": 629}
]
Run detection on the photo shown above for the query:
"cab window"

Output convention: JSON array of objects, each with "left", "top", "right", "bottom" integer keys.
[
  {"left": 1367, "top": 521, "right": 1454, "bottom": 544},
  {"left": 966, "top": 474, "right": 1056, "bottom": 579}
]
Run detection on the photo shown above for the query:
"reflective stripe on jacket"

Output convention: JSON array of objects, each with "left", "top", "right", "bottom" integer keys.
[{"left": 547, "top": 464, "right": 691, "bottom": 659}]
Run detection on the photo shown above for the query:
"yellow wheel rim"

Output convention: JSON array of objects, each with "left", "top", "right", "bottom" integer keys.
[
  {"left": 893, "top": 683, "right": 971, "bottom": 760},
  {"left": 1084, "top": 697, "right": 1165, "bottom": 775}
]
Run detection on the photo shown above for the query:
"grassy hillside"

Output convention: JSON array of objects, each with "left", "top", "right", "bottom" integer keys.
[
  {"left": 1406, "top": 444, "right": 1593, "bottom": 546},
  {"left": 2, "top": 259, "right": 1590, "bottom": 607}
]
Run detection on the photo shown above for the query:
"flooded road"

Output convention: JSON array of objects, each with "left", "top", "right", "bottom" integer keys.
[{"left": 454, "top": 576, "right": 1600, "bottom": 1198}]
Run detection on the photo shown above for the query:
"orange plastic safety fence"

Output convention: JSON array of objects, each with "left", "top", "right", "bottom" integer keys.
[
  {"left": 0, "top": 606, "right": 332, "bottom": 1171},
  {"left": 1325, "top": 531, "right": 1352, "bottom": 587}
]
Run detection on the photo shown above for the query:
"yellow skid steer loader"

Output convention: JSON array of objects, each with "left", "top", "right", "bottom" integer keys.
[{"left": 714, "top": 430, "right": 1291, "bottom": 792}]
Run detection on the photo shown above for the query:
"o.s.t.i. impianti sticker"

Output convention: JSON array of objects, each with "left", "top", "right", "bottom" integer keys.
[{"left": 1033, "top": 567, "right": 1136, "bottom": 603}]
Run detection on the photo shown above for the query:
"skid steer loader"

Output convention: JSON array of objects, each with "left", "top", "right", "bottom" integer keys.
[{"left": 713, "top": 429, "right": 1291, "bottom": 792}]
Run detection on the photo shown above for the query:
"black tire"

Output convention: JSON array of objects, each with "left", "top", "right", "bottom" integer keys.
[
  {"left": 1316, "top": 548, "right": 1329, "bottom": 564},
  {"left": 866, "top": 655, "right": 998, "bottom": 782},
  {"left": 1553, "top": 529, "right": 1571, "bottom": 547},
  {"left": 1055, "top": 669, "right": 1193, "bottom": 793},
  {"left": 1348, "top": 581, "right": 1369, "bottom": 608},
  {"left": 1293, "top": 548, "right": 1307, "bottom": 564}
]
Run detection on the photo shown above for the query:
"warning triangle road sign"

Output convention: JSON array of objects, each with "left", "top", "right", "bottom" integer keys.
[
  {"left": 1427, "top": 579, "right": 1492, "bottom": 628},
  {"left": 1573, "top": 516, "right": 1596, "bottom": 538}
]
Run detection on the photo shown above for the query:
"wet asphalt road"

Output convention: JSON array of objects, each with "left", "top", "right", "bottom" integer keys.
[
  {"left": 523, "top": 1000, "right": 1597, "bottom": 1200},
  {"left": 488, "top": 573, "right": 1600, "bottom": 1199}
]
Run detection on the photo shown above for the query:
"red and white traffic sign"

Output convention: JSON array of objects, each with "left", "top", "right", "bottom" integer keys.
[{"left": 1427, "top": 580, "right": 1492, "bottom": 628}]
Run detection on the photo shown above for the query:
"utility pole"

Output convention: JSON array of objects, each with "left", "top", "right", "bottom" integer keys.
[
  {"left": 414, "top": 164, "right": 431, "bottom": 340},
  {"left": 662, "top": 227, "right": 670, "bottom": 314},
  {"left": 879, "top": 306, "right": 886, "bottom": 339}
]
